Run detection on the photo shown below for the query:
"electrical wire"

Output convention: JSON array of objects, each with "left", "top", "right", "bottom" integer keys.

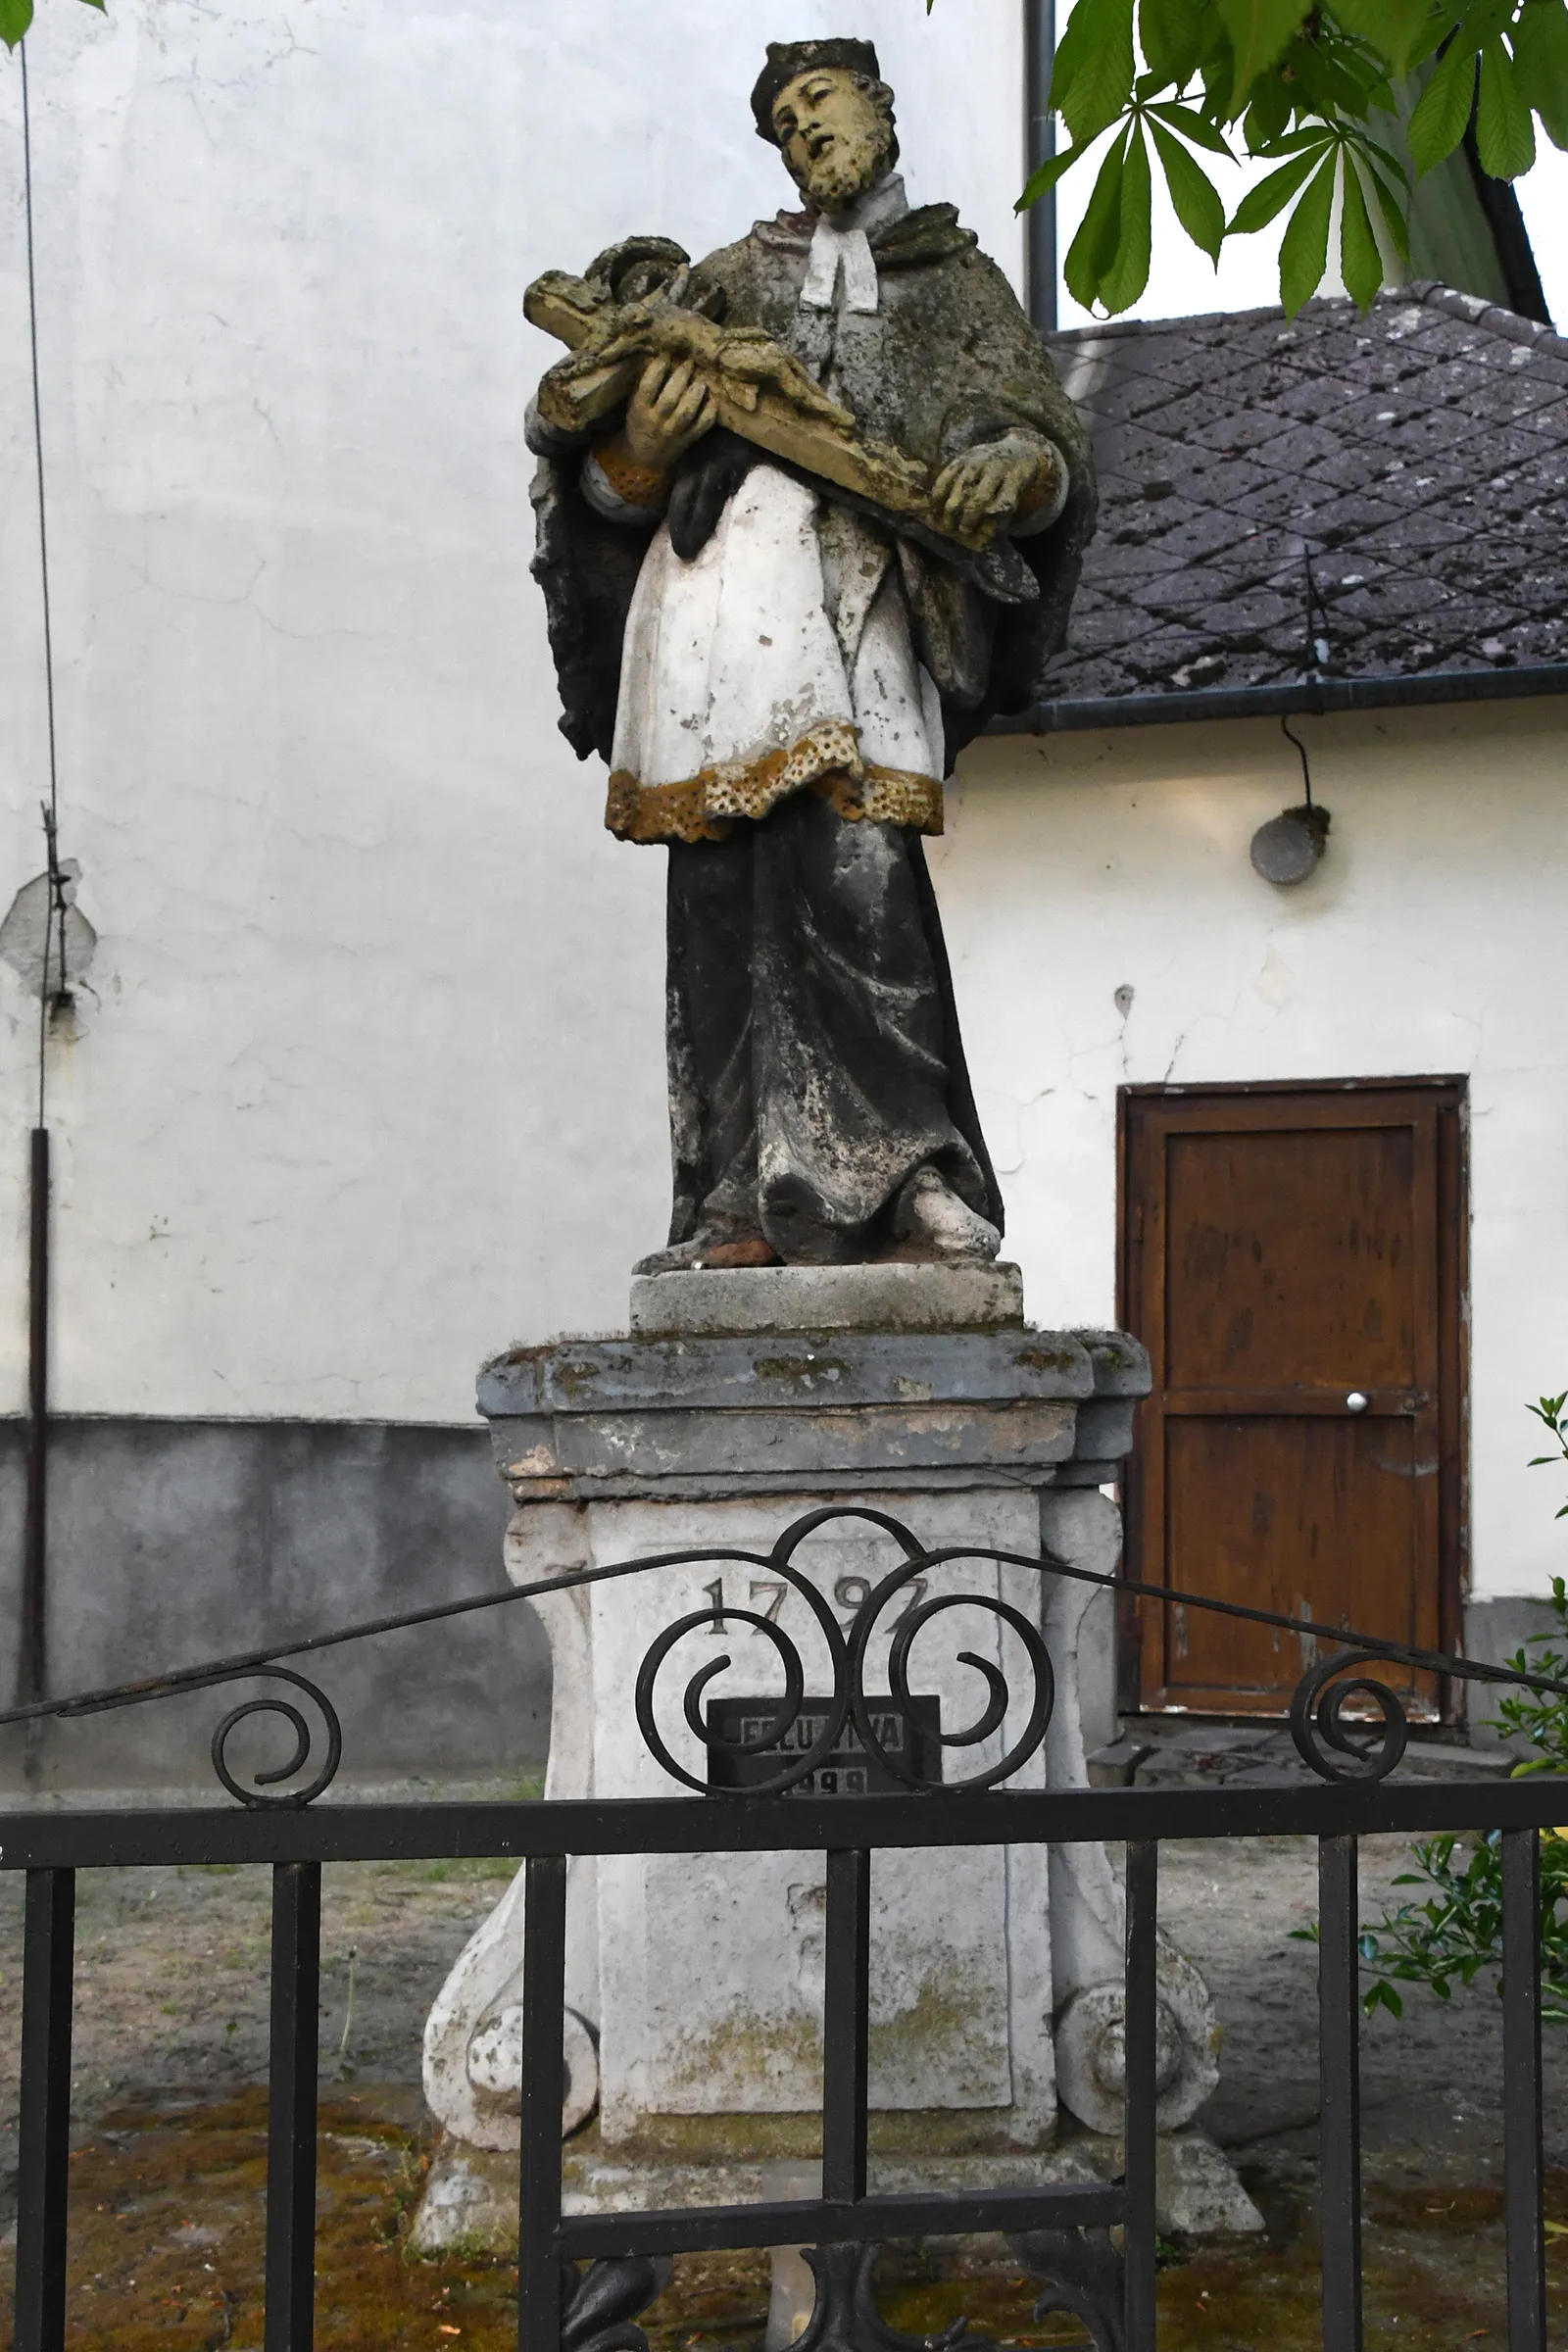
[
  {"left": 1280, "top": 711, "right": 1315, "bottom": 810},
  {"left": 1301, "top": 543, "right": 1331, "bottom": 680},
  {"left": 21, "top": 39, "right": 62, "bottom": 1126},
  {"left": 1280, "top": 541, "right": 1328, "bottom": 814}
]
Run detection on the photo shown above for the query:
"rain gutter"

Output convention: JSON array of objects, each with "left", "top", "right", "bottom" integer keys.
[{"left": 992, "top": 662, "right": 1568, "bottom": 736}]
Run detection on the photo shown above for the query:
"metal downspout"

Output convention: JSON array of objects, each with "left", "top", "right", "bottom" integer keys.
[{"left": 1024, "top": 0, "right": 1056, "bottom": 333}]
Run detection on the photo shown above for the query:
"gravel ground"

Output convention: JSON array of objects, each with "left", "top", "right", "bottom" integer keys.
[
  {"left": 1161, "top": 1828, "right": 1565, "bottom": 2159},
  {"left": 0, "top": 1778, "right": 537, "bottom": 2221}
]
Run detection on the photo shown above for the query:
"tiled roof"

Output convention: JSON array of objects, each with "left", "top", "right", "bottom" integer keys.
[{"left": 1036, "top": 281, "right": 1568, "bottom": 718}]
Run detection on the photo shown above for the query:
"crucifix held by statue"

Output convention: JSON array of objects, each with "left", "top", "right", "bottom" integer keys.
[{"left": 527, "top": 39, "right": 1096, "bottom": 1275}]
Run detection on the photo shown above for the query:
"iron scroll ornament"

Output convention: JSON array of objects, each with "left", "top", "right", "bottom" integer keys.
[
  {"left": 4, "top": 1500, "right": 1567, "bottom": 1802},
  {"left": 50, "top": 1660, "right": 345, "bottom": 1809},
  {"left": 555, "top": 2235, "right": 1120, "bottom": 2352},
  {"left": 1011, "top": 2225, "right": 1125, "bottom": 2352},
  {"left": 851, "top": 1562, "right": 1055, "bottom": 1793},
  {"left": 633, "top": 1504, "right": 1059, "bottom": 1798},
  {"left": 553, "top": 2235, "right": 1125, "bottom": 2352},
  {"left": 634, "top": 1532, "right": 850, "bottom": 1798},
  {"left": 207, "top": 1665, "right": 345, "bottom": 1808},
  {"left": 1288, "top": 1648, "right": 1410, "bottom": 1784}
]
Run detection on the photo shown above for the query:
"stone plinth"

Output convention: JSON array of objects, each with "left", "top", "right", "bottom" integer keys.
[
  {"left": 482, "top": 1315, "right": 1146, "bottom": 1505},
  {"left": 628, "top": 1260, "right": 1026, "bottom": 1336},
  {"left": 416, "top": 1273, "right": 1257, "bottom": 2247}
]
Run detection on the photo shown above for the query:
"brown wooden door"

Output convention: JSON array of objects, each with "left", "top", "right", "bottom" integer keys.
[{"left": 1119, "top": 1081, "right": 1465, "bottom": 1717}]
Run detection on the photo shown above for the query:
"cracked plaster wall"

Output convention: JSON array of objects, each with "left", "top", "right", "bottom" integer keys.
[
  {"left": 932, "top": 698, "right": 1568, "bottom": 1607},
  {"left": 0, "top": 0, "right": 1025, "bottom": 1422}
]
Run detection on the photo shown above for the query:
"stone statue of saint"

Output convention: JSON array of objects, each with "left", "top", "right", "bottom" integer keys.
[{"left": 527, "top": 39, "right": 1095, "bottom": 1274}]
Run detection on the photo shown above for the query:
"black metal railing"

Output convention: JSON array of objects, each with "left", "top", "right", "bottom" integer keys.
[{"left": 5, "top": 1504, "right": 1567, "bottom": 2352}]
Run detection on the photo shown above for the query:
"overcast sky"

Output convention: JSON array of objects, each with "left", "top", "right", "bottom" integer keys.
[{"left": 1056, "top": 138, "right": 1568, "bottom": 331}]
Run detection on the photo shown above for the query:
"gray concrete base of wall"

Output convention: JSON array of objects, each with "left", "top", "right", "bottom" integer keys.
[
  {"left": 1462, "top": 1594, "right": 1564, "bottom": 1748},
  {"left": 0, "top": 1418, "right": 551, "bottom": 1791}
]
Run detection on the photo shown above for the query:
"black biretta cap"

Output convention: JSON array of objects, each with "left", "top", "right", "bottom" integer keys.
[{"left": 750, "top": 39, "right": 883, "bottom": 143}]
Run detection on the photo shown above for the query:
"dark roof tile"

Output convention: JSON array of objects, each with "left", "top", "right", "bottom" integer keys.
[
  {"left": 1347, "top": 509, "right": 1473, "bottom": 558},
  {"left": 1268, "top": 370, "right": 1360, "bottom": 424},
  {"left": 1246, "top": 419, "right": 1353, "bottom": 476},
  {"left": 1120, "top": 625, "right": 1224, "bottom": 683},
  {"left": 1042, "top": 283, "right": 1568, "bottom": 705},
  {"left": 1284, "top": 487, "right": 1407, "bottom": 542},
  {"left": 1178, "top": 452, "right": 1278, "bottom": 507},
  {"left": 1134, "top": 505, "right": 1260, "bottom": 562},
  {"left": 1130, "top": 563, "right": 1245, "bottom": 612},
  {"left": 1481, "top": 438, "right": 1568, "bottom": 489},
  {"left": 1413, "top": 354, "right": 1563, "bottom": 422}
]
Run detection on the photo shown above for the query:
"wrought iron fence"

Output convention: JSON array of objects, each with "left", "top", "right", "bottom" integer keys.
[{"left": 4, "top": 1503, "right": 1567, "bottom": 2352}]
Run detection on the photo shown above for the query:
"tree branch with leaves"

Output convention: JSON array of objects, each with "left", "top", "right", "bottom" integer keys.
[
  {"left": 1014, "top": 0, "right": 1568, "bottom": 318},
  {"left": 1, "top": 0, "right": 101, "bottom": 50}
]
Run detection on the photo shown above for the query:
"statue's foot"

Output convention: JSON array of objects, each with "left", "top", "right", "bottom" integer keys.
[
  {"left": 891, "top": 1167, "right": 1002, "bottom": 1262},
  {"left": 633, "top": 1226, "right": 781, "bottom": 1276},
  {"left": 704, "top": 1235, "right": 781, "bottom": 1268}
]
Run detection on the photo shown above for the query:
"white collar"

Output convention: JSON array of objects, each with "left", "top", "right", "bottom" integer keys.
[
  {"left": 827, "top": 172, "right": 910, "bottom": 237},
  {"left": 799, "top": 173, "right": 909, "bottom": 316}
]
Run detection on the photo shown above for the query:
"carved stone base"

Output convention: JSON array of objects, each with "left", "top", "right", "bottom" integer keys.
[
  {"left": 415, "top": 1298, "right": 1242, "bottom": 2259},
  {"left": 407, "top": 2129, "right": 1262, "bottom": 2256}
]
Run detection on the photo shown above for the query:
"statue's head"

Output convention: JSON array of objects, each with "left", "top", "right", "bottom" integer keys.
[{"left": 751, "top": 39, "right": 898, "bottom": 214}]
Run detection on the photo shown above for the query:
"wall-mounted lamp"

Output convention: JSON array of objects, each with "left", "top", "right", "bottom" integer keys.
[
  {"left": 1250, "top": 801, "right": 1331, "bottom": 884},
  {"left": 1250, "top": 716, "right": 1331, "bottom": 886}
]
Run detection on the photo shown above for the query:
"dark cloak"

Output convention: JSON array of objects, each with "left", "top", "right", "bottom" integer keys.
[{"left": 665, "top": 789, "right": 1004, "bottom": 1257}]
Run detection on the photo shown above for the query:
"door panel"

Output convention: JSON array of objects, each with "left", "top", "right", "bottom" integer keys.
[
  {"left": 1164, "top": 1127, "right": 1417, "bottom": 1391},
  {"left": 1160, "top": 1415, "right": 1427, "bottom": 1706},
  {"left": 1120, "top": 1082, "right": 1465, "bottom": 1717}
]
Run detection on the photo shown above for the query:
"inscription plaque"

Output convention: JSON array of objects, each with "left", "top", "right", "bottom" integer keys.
[{"left": 705, "top": 1694, "right": 942, "bottom": 1796}]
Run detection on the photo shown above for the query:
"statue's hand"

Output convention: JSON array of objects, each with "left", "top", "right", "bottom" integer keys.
[
  {"left": 622, "top": 356, "right": 719, "bottom": 472},
  {"left": 931, "top": 437, "right": 1047, "bottom": 541},
  {"left": 710, "top": 328, "right": 856, "bottom": 430}
]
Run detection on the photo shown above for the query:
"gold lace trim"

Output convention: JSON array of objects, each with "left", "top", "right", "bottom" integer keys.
[
  {"left": 592, "top": 433, "right": 669, "bottom": 509},
  {"left": 813, "top": 767, "right": 945, "bottom": 833},
  {"left": 606, "top": 722, "right": 943, "bottom": 845}
]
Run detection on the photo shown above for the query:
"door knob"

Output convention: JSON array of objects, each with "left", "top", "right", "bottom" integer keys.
[{"left": 1346, "top": 1391, "right": 1369, "bottom": 1413}]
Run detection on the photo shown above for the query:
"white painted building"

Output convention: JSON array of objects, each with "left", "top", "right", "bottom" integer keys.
[{"left": 1, "top": 0, "right": 1564, "bottom": 1770}]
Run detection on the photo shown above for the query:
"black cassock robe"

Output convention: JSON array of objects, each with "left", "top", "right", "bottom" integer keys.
[{"left": 529, "top": 190, "right": 1096, "bottom": 1264}]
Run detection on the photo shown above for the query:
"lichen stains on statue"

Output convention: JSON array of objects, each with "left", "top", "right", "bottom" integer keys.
[{"left": 525, "top": 38, "right": 1097, "bottom": 1276}]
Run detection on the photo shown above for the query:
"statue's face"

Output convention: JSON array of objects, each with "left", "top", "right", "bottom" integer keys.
[{"left": 771, "top": 68, "right": 894, "bottom": 212}]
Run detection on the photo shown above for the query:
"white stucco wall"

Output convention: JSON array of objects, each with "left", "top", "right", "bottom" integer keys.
[
  {"left": 0, "top": 0, "right": 1025, "bottom": 1419},
  {"left": 1, "top": 8, "right": 1562, "bottom": 1607},
  {"left": 937, "top": 699, "right": 1568, "bottom": 1605}
]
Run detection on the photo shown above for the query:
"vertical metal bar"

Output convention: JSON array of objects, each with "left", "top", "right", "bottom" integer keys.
[
  {"left": 518, "top": 1852, "right": 568, "bottom": 2352},
  {"left": 265, "top": 1860, "right": 320, "bottom": 2352},
  {"left": 21, "top": 1125, "right": 50, "bottom": 1712},
  {"left": 1123, "top": 1838, "right": 1158, "bottom": 2352},
  {"left": 1319, "top": 1835, "right": 1363, "bottom": 2352},
  {"left": 16, "top": 1867, "right": 74, "bottom": 2352},
  {"left": 822, "top": 1848, "right": 871, "bottom": 2204},
  {"left": 1023, "top": 0, "right": 1057, "bottom": 331},
  {"left": 1502, "top": 1829, "right": 1545, "bottom": 2352}
]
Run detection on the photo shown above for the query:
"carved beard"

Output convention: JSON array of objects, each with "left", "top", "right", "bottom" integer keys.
[{"left": 789, "top": 119, "right": 895, "bottom": 214}]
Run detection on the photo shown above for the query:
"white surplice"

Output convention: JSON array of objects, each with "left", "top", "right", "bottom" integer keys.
[{"left": 601, "top": 174, "right": 949, "bottom": 842}]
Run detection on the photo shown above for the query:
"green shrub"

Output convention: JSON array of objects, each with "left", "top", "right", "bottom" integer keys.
[{"left": 1295, "top": 1395, "right": 1568, "bottom": 2020}]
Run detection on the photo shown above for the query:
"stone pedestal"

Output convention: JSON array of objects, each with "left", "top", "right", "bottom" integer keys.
[{"left": 416, "top": 1266, "right": 1257, "bottom": 2247}]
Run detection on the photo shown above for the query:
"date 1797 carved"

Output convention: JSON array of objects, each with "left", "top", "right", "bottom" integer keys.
[{"left": 526, "top": 40, "right": 1096, "bottom": 1275}]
